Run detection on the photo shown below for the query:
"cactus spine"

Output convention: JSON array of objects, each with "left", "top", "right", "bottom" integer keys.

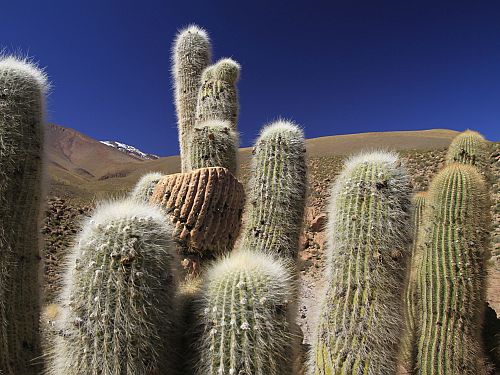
[
  {"left": 189, "top": 120, "right": 239, "bottom": 174},
  {"left": 194, "top": 250, "right": 295, "bottom": 375},
  {"left": 400, "top": 192, "right": 427, "bottom": 372},
  {"left": 415, "top": 164, "right": 489, "bottom": 375},
  {"left": 0, "top": 56, "right": 47, "bottom": 375},
  {"left": 445, "top": 130, "right": 488, "bottom": 170},
  {"left": 240, "top": 120, "right": 307, "bottom": 259},
  {"left": 48, "top": 200, "right": 179, "bottom": 375},
  {"left": 130, "top": 171, "right": 163, "bottom": 203},
  {"left": 172, "top": 25, "right": 211, "bottom": 172},
  {"left": 310, "top": 151, "right": 412, "bottom": 375},
  {"left": 195, "top": 58, "right": 240, "bottom": 131}
]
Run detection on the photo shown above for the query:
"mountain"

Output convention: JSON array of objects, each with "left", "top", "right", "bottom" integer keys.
[
  {"left": 100, "top": 140, "right": 159, "bottom": 160},
  {"left": 45, "top": 123, "right": 461, "bottom": 201}
]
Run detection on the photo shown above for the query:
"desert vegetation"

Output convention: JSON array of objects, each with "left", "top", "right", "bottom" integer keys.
[{"left": 0, "top": 24, "right": 499, "bottom": 375}]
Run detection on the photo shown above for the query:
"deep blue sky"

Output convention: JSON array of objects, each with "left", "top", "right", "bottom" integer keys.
[{"left": 2, "top": 1, "right": 499, "bottom": 155}]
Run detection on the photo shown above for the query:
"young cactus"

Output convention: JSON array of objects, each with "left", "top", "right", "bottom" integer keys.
[
  {"left": 445, "top": 130, "right": 488, "bottom": 170},
  {"left": 48, "top": 200, "right": 179, "bottom": 375},
  {"left": 129, "top": 171, "right": 163, "bottom": 203},
  {"left": 310, "top": 151, "right": 412, "bottom": 375},
  {"left": 189, "top": 120, "right": 239, "bottom": 174},
  {"left": 193, "top": 250, "right": 295, "bottom": 375},
  {"left": 0, "top": 56, "right": 47, "bottom": 375},
  {"left": 415, "top": 164, "right": 490, "bottom": 375},
  {"left": 172, "top": 25, "right": 211, "bottom": 172},
  {"left": 400, "top": 192, "right": 427, "bottom": 372},
  {"left": 239, "top": 120, "right": 307, "bottom": 259},
  {"left": 195, "top": 58, "right": 240, "bottom": 130}
]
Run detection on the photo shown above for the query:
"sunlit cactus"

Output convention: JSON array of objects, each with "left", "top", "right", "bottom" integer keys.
[
  {"left": 0, "top": 56, "right": 48, "bottom": 375},
  {"left": 310, "top": 151, "right": 412, "bottom": 375},
  {"left": 445, "top": 130, "right": 488, "bottom": 170},
  {"left": 415, "top": 164, "right": 490, "bottom": 375},
  {"left": 195, "top": 58, "right": 240, "bottom": 131},
  {"left": 189, "top": 120, "right": 238, "bottom": 174},
  {"left": 129, "top": 171, "right": 163, "bottom": 203},
  {"left": 239, "top": 120, "right": 307, "bottom": 259},
  {"left": 193, "top": 250, "right": 295, "bottom": 375},
  {"left": 48, "top": 200, "right": 179, "bottom": 375},
  {"left": 400, "top": 191, "right": 427, "bottom": 372},
  {"left": 172, "top": 25, "right": 211, "bottom": 172}
]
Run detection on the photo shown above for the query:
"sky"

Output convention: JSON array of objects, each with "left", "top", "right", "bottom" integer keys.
[{"left": 2, "top": 0, "right": 500, "bottom": 156}]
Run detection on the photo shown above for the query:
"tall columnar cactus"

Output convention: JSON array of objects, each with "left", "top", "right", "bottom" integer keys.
[
  {"left": 310, "top": 151, "right": 412, "bottom": 375},
  {"left": 445, "top": 130, "right": 488, "bottom": 170},
  {"left": 0, "top": 56, "right": 47, "bottom": 375},
  {"left": 193, "top": 250, "right": 295, "bottom": 375},
  {"left": 400, "top": 191, "right": 427, "bottom": 372},
  {"left": 130, "top": 171, "right": 163, "bottom": 203},
  {"left": 415, "top": 164, "right": 489, "bottom": 375},
  {"left": 189, "top": 120, "right": 239, "bottom": 174},
  {"left": 48, "top": 200, "right": 179, "bottom": 375},
  {"left": 195, "top": 58, "right": 240, "bottom": 131},
  {"left": 172, "top": 25, "right": 211, "bottom": 172},
  {"left": 239, "top": 120, "right": 307, "bottom": 259}
]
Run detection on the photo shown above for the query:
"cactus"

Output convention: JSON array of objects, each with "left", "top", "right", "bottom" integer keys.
[
  {"left": 48, "top": 200, "right": 179, "bottom": 375},
  {"left": 150, "top": 166, "right": 244, "bottom": 257},
  {"left": 400, "top": 191, "right": 427, "bottom": 372},
  {"left": 195, "top": 58, "right": 240, "bottom": 131},
  {"left": 193, "top": 250, "right": 295, "bottom": 375},
  {"left": 310, "top": 151, "right": 412, "bottom": 375},
  {"left": 445, "top": 130, "right": 488, "bottom": 170},
  {"left": 189, "top": 120, "right": 239, "bottom": 174},
  {"left": 130, "top": 171, "right": 163, "bottom": 203},
  {"left": 239, "top": 120, "right": 307, "bottom": 259},
  {"left": 0, "top": 56, "right": 47, "bottom": 375},
  {"left": 415, "top": 164, "right": 490, "bottom": 375},
  {"left": 172, "top": 25, "right": 211, "bottom": 172}
]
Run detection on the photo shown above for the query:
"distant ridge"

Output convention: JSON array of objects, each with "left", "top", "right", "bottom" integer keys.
[
  {"left": 45, "top": 124, "right": 461, "bottom": 200},
  {"left": 100, "top": 140, "right": 159, "bottom": 160}
]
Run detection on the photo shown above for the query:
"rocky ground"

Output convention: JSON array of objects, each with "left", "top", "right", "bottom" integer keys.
[{"left": 41, "top": 144, "right": 500, "bottom": 371}]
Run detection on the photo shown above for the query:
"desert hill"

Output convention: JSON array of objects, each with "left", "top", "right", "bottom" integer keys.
[{"left": 46, "top": 124, "right": 460, "bottom": 201}]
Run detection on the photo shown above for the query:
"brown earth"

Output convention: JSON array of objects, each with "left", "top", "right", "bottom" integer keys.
[{"left": 41, "top": 125, "right": 500, "bottom": 372}]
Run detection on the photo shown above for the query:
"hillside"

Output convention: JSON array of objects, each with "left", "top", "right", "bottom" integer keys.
[{"left": 46, "top": 124, "right": 460, "bottom": 201}]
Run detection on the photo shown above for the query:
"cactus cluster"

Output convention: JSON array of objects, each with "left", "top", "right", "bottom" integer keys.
[
  {"left": 415, "top": 164, "right": 489, "bottom": 375},
  {"left": 310, "top": 151, "right": 412, "bottom": 375},
  {"left": 0, "top": 56, "right": 47, "bottom": 375},
  {"left": 2, "top": 23, "right": 497, "bottom": 375},
  {"left": 48, "top": 200, "right": 179, "bottom": 375}
]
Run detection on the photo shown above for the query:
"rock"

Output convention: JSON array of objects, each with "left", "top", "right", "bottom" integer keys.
[{"left": 310, "top": 213, "right": 327, "bottom": 232}]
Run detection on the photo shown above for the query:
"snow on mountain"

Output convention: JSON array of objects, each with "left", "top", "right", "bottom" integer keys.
[{"left": 100, "top": 140, "right": 159, "bottom": 160}]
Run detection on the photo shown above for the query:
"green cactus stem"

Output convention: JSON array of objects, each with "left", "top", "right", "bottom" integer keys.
[
  {"left": 189, "top": 120, "right": 238, "bottom": 174},
  {"left": 239, "top": 120, "right": 307, "bottom": 259},
  {"left": 193, "top": 250, "right": 295, "bottom": 375},
  {"left": 445, "top": 130, "right": 488, "bottom": 170},
  {"left": 415, "top": 164, "right": 490, "bottom": 375},
  {"left": 400, "top": 191, "right": 427, "bottom": 372},
  {"left": 195, "top": 58, "right": 240, "bottom": 131},
  {"left": 172, "top": 25, "right": 211, "bottom": 172},
  {"left": 310, "top": 151, "right": 412, "bottom": 375},
  {"left": 48, "top": 200, "right": 179, "bottom": 375},
  {"left": 0, "top": 56, "right": 47, "bottom": 375},
  {"left": 130, "top": 171, "right": 163, "bottom": 203}
]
